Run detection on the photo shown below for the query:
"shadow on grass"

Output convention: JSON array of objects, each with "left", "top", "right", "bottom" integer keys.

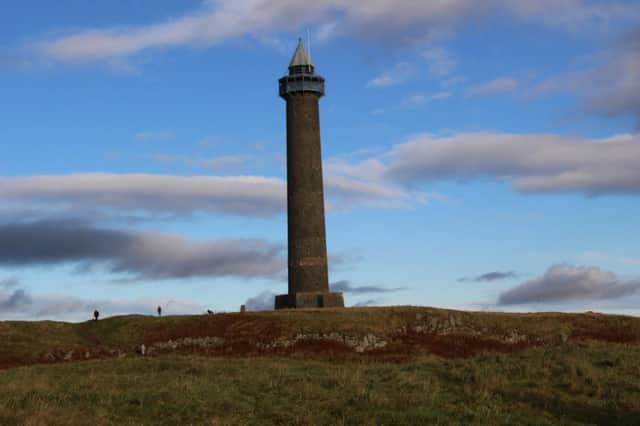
[{"left": 506, "top": 391, "right": 640, "bottom": 425}]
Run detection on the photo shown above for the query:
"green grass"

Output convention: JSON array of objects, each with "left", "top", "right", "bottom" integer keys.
[
  {"left": 1, "top": 343, "right": 639, "bottom": 425},
  {"left": 2, "top": 307, "right": 640, "bottom": 424}
]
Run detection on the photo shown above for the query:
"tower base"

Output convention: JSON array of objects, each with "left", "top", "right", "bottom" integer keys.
[{"left": 275, "top": 292, "right": 344, "bottom": 310}]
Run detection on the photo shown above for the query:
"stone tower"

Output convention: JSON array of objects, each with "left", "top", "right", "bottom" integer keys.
[{"left": 274, "top": 39, "right": 344, "bottom": 309}]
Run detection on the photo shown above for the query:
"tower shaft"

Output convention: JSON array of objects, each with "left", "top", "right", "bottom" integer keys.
[{"left": 286, "top": 93, "right": 329, "bottom": 294}]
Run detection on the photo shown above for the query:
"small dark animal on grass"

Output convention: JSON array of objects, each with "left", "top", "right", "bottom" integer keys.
[
  {"left": 93, "top": 310, "right": 99, "bottom": 321},
  {"left": 157, "top": 306, "right": 162, "bottom": 316},
  {"left": 207, "top": 309, "right": 214, "bottom": 315}
]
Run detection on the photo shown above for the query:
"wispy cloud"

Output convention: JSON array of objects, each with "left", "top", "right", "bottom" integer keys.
[
  {"left": 468, "top": 77, "right": 518, "bottom": 96},
  {"left": 0, "top": 289, "right": 31, "bottom": 313},
  {"left": 244, "top": 290, "right": 276, "bottom": 311},
  {"left": 423, "top": 46, "right": 456, "bottom": 77},
  {"left": 0, "top": 54, "right": 33, "bottom": 72},
  {"left": 146, "top": 153, "right": 199, "bottom": 168},
  {"left": 324, "top": 174, "right": 420, "bottom": 210},
  {"left": 498, "top": 264, "right": 640, "bottom": 305},
  {"left": 459, "top": 271, "right": 519, "bottom": 282},
  {"left": 579, "top": 251, "right": 640, "bottom": 267},
  {"left": 203, "top": 156, "right": 246, "bottom": 170},
  {"left": 534, "top": 27, "right": 640, "bottom": 125},
  {"left": 134, "top": 130, "right": 176, "bottom": 142},
  {"left": 33, "top": 1, "right": 640, "bottom": 65},
  {"left": 352, "top": 299, "right": 380, "bottom": 307},
  {"left": 0, "top": 277, "right": 19, "bottom": 289},
  {"left": 401, "top": 92, "right": 451, "bottom": 106},
  {"left": 145, "top": 152, "right": 246, "bottom": 171},
  {"left": 366, "top": 62, "right": 415, "bottom": 88},
  {"left": 331, "top": 280, "right": 405, "bottom": 294}
]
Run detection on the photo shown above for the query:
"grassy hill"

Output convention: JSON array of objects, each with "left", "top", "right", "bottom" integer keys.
[{"left": 1, "top": 306, "right": 639, "bottom": 425}]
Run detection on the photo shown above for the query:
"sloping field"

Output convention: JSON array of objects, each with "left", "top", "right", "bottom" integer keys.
[{"left": 1, "top": 307, "right": 639, "bottom": 425}]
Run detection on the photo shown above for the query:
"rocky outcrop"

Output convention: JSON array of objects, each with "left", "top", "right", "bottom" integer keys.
[
  {"left": 42, "top": 347, "right": 127, "bottom": 363},
  {"left": 262, "top": 332, "right": 388, "bottom": 353},
  {"left": 146, "top": 336, "right": 225, "bottom": 354}
]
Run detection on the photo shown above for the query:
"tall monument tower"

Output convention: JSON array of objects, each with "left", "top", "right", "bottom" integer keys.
[{"left": 274, "top": 39, "right": 344, "bottom": 309}]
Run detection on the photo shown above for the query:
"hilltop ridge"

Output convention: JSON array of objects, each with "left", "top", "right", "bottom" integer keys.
[{"left": 2, "top": 306, "right": 638, "bottom": 369}]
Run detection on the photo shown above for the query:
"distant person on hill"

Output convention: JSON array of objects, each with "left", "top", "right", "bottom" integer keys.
[
  {"left": 157, "top": 306, "right": 162, "bottom": 317},
  {"left": 93, "top": 310, "right": 99, "bottom": 321}
]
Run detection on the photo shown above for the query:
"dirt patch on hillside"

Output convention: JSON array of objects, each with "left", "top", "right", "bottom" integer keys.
[
  {"left": 287, "top": 338, "right": 354, "bottom": 356},
  {"left": 0, "top": 358, "right": 21, "bottom": 370},
  {"left": 567, "top": 315, "right": 640, "bottom": 344},
  {"left": 143, "top": 314, "right": 289, "bottom": 345},
  {"left": 387, "top": 329, "right": 533, "bottom": 359}
]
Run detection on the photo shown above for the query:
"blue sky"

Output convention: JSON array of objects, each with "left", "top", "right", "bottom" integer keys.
[{"left": 1, "top": 0, "right": 640, "bottom": 321}]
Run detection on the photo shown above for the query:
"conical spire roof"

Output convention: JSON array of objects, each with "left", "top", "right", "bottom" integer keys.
[{"left": 289, "top": 38, "right": 312, "bottom": 67}]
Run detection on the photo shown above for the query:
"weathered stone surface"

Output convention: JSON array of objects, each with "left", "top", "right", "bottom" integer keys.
[
  {"left": 275, "top": 292, "right": 344, "bottom": 309},
  {"left": 285, "top": 93, "right": 330, "bottom": 297},
  {"left": 261, "top": 332, "right": 388, "bottom": 353},
  {"left": 504, "top": 331, "right": 528, "bottom": 344}
]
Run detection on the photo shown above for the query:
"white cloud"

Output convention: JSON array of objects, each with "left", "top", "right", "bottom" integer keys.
[
  {"left": 0, "top": 286, "right": 205, "bottom": 321},
  {"left": 0, "top": 173, "right": 285, "bottom": 217},
  {"left": 5, "top": 130, "right": 633, "bottom": 226},
  {"left": 529, "top": 27, "right": 640, "bottom": 124},
  {"left": 324, "top": 157, "right": 436, "bottom": 210},
  {"left": 498, "top": 264, "right": 640, "bottom": 305},
  {"left": 34, "top": 1, "right": 638, "bottom": 64},
  {"left": 0, "top": 169, "right": 423, "bottom": 219},
  {"left": 325, "top": 175, "right": 415, "bottom": 210},
  {"left": 468, "top": 77, "right": 518, "bottom": 96},
  {"left": 315, "top": 21, "right": 340, "bottom": 42},
  {"left": 374, "top": 132, "right": 640, "bottom": 195},
  {"left": 499, "top": 1, "right": 640, "bottom": 33},
  {"left": 0, "top": 220, "right": 286, "bottom": 281}
]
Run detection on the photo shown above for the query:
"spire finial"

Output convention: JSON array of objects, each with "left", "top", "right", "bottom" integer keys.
[{"left": 289, "top": 37, "right": 313, "bottom": 68}]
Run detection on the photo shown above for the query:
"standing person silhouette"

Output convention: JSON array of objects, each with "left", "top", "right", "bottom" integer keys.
[
  {"left": 93, "top": 310, "right": 99, "bottom": 321},
  {"left": 157, "top": 306, "right": 162, "bottom": 317}
]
